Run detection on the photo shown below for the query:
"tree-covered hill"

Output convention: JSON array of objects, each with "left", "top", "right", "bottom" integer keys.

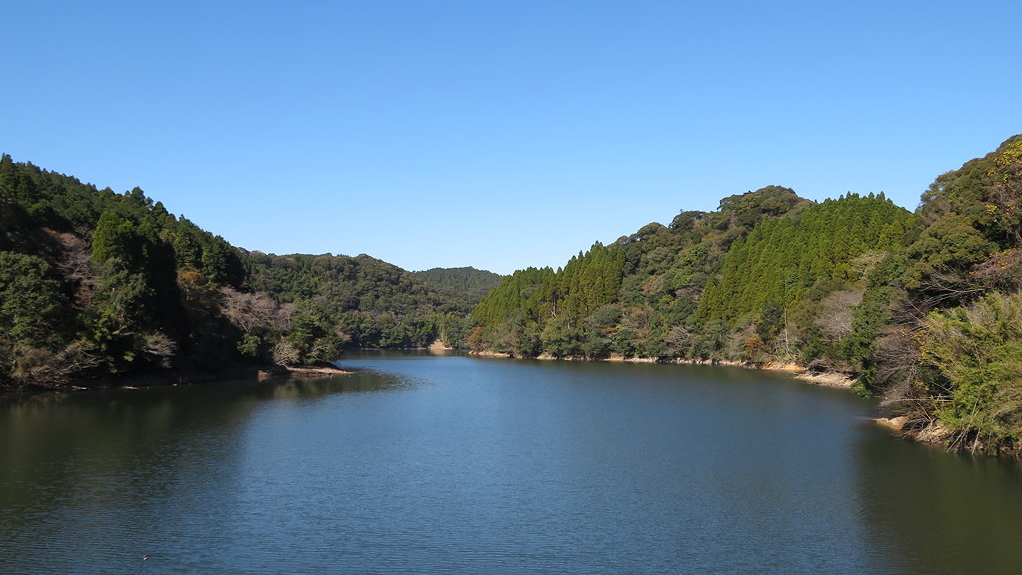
[
  {"left": 470, "top": 186, "right": 911, "bottom": 363},
  {"left": 1, "top": 154, "right": 250, "bottom": 387},
  {"left": 469, "top": 135, "right": 1022, "bottom": 456},
  {"left": 0, "top": 155, "right": 474, "bottom": 389},
  {"left": 412, "top": 266, "right": 503, "bottom": 297},
  {"left": 874, "top": 135, "right": 1022, "bottom": 454},
  {"left": 244, "top": 252, "right": 476, "bottom": 350}
]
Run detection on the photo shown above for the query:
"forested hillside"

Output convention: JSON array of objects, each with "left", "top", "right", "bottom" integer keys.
[
  {"left": 0, "top": 155, "right": 474, "bottom": 389},
  {"left": 877, "top": 135, "right": 1022, "bottom": 454},
  {"left": 245, "top": 253, "right": 475, "bottom": 350},
  {"left": 471, "top": 136, "right": 1022, "bottom": 455},
  {"left": 471, "top": 186, "right": 911, "bottom": 364},
  {"left": 412, "top": 266, "right": 503, "bottom": 296}
]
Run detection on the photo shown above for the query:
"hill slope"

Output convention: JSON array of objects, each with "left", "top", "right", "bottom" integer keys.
[
  {"left": 412, "top": 266, "right": 503, "bottom": 297},
  {"left": 0, "top": 155, "right": 473, "bottom": 388}
]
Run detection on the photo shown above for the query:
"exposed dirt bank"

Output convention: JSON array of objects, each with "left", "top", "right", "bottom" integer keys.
[
  {"left": 871, "top": 416, "right": 958, "bottom": 449},
  {"left": 791, "top": 370, "right": 856, "bottom": 389},
  {"left": 469, "top": 351, "right": 856, "bottom": 389},
  {"left": 428, "top": 339, "right": 454, "bottom": 352},
  {"left": 470, "top": 350, "right": 513, "bottom": 358}
]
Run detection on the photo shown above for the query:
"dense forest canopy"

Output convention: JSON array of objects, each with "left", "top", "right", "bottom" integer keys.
[
  {"left": 470, "top": 187, "right": 913, "bottom": 364},
  {"left": 412, "top": 267, "right": 503, "bottom": 296},
  {"left": 244, "top": 251, "right": 481, "bottom": 350}
]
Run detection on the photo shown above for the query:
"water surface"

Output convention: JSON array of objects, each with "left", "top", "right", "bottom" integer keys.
[{"left": 1, "top": 353, "right": 1020, "bottom": 574}]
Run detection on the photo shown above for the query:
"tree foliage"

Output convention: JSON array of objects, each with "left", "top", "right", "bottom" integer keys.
[
  {"left": 885, "top": 135, "right": 1022, "bottom": 453},
  {"left": 920, "top": 290, "right": 1022, "bottom": 451},
  {"left": 412, "top": 267, "right": 503, "bottom": 296},
  {"left": 245, "top": 252, "right": 476, "bottom": 351},
  {"left": 472, "top": 243, "right": 626, "bottom": 356},
  {"left": 472, "top": 188, "right": 909, "bottom": 367}
]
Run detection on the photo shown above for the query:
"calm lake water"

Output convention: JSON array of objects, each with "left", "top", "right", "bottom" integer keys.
[{"left": 2, "top": 352, "right": 1021, "bottom": 574}]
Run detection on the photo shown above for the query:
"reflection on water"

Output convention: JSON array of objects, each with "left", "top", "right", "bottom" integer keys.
[
  {"left": 1, "top": 354, "right": 1020, "bottom": 575},
  {"left": 855, "top": 429, "right": 1022, "bottom": 575},
  {"left": 0, "top": 370, "right": 406, "bottom": 574}
]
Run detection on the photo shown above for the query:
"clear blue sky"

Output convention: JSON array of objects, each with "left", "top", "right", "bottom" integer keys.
[{"left": 4, "top": 1, "right": 1020, "bottom": 275}]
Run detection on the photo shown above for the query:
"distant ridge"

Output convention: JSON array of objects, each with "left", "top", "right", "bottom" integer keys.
[{"left": 412, "top": 266, "right": 503, "bottom": 297}]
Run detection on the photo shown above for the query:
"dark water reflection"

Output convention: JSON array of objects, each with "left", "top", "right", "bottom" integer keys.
[
  {"left": 1, "top": 353, "right": 1020, "bottom": 574},
  {"left": 855, "top": 429, "right": 1022, "bottom": 574}
]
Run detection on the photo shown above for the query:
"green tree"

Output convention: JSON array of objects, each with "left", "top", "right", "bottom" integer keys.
[
  {"left": 0, "top": 251, "right": 74, "bottom": 386},
  {"left": 0, "top": 251, "right": 66, "bottom": 346},
  {"left": 921, "top": 290, "right": 1022, "bottom": 452}
]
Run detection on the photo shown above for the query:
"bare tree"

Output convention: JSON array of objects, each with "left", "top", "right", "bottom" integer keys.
[
  {"left": 815, "top": 288, "right": 864, "bottom": 337},
  {"left": 219, "top": 288, "right": 293, "bottom": 333},
  {"left": 41, "top": 230, "right": 96, "bottom": 308},
  {"left": 142, "top": 332, "right": 177, "bottom": 368},
  {"left": 271, "top": 341, "right": 300, "bottom": 366}
]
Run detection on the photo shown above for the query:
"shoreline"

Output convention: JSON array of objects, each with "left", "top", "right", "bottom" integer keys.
[
  {"left": 4, "top": 362, "right": 352, "bottom": 393},
  {"left": 470, "top": 350, "right": 857, "bottom": 389}
]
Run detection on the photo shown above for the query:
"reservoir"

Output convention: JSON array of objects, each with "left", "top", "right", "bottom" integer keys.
[{"left": 1, "top": 353, "right": 1020, "bottom": 574}]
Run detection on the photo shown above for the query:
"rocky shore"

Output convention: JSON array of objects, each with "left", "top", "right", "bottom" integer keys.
[{"left": 470, "top": 351, "right": 857, "bottom": 389}]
